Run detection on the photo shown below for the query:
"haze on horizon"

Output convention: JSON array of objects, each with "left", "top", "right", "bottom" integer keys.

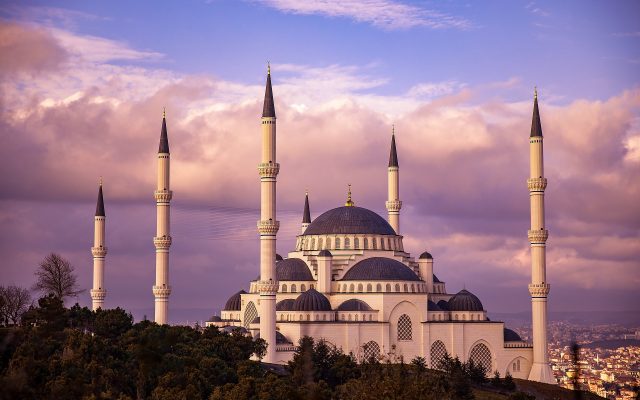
[{"left": 1, "top": 0, "right": 639, "bottom": 323}]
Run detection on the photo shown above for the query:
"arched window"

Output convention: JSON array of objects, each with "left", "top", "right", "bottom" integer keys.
[
  {"left": 362, "top": 341, "right": 380, "bottom": 362},
  {"left": 325, "top": 238, "right": 331, "bottom": 248},
  {"left": 376, "top": 283, "right": 382, "bottom": 292},
  {"left": 386, "top": 283, "right": 391, "bottom": 292},
  {"left": 291, "top": 284, "right": 297, "bottom": 293},
  {"left": 301, "top": 284, "right": 306, "bottom": 292},
  {"left": 349, "top": 284, "right": 355, "bottom": 292},
  {"left": 357, "top": 283, "right": 363, "bottom": 292},
  {"left": 462, "top": 314, "right": 466, "bottom": 321},
  {"left": 348, "top": 314, "right": 352, "bottom": 321},
  {"left": 388, "top": 238, "right": 392, "bottom": 249},
  {"left": 311, "top": 238, "right": 316, "bottom": 249},
  {"left": 364, "top": 238, "right": 369, "bottom": 249},
  {"left": 243, "top": 302, "right": 258, "bottom": 329},
  {"left": 355, "top": 314, "right": 359, "bottom": 321},
  {"left": 344, "top": 237, "right": 350, "bottom": 249},
  {"left": 403, "top": 284, "right": 408, "bottom": 292},
  {"left": 318, "top": 238, "right": 323, "bottom": 249},
  {"left": 398, "top": 314, "right": 412, "bottom": 340},
  {"left": 430, "top": 340, "right": 447, "bottom": 369},
  {"left": 411, "top": 284, "right": 415, "bottom": 293},
  {"left": 335, "top": 237, "right": 341, "bottom": 249},
  {"left": 469, "top": 343, "right": 492, "bottom": 374},
  {"left": 354, "top": 238, "right": 360, "bottom": 249},
  {"left": 323, "top": 314, "right": 327, "bottom": 321},
  {"left": 310, "top": 284, "right": 314, "bottom": 290},
  {"left": 282, "top": 284, "right": 288, "bottom": 293},
  {"left": 380, "top": 239, "right": 385, "bottom": 250},
  {"left": 394, "top": 284, "right": 400, "bottom": 292},
  {"left": 372, "top": 238, "right": 377, "bottom": 250},
  {"left": 454, "top": 314, "right": 458, "bottom": 320},
  {"left": 367, "top": 283, "right": 372, "bottom": 292}
]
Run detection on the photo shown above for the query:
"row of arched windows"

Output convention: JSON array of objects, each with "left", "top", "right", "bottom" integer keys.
[
  {"left": 280, "top": 283, "right": 314, "bottom": 293},
  {"left": 338, "top": 282, "right": 426, "bottom": 293},
  {"left": 298, "top": 235, "right": 403, "bottom": 251}
]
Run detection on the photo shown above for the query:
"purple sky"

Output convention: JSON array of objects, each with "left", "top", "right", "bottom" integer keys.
[{"left": 1, "top": 1, "right": 639, "bottom": 323}]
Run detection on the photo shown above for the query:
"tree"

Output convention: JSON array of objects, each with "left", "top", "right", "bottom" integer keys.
[
  {"left": 0, "top": 285, "right": 32, "bottom": 325},
  {"left": 32, "top": 253, "right": 84, "bottom": 301}
]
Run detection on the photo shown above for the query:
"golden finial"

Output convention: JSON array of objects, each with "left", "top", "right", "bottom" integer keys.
[
  {"left": 163, "top": 107, "right": 166, "bottom": 118},
  {"left": 267, "top": 61, "right": 271, "bottom": 75},
  {"left": 99, "top": 176, "right": 103, "bottom": 187},
  {"left": 345, "top": 184, "right": 355, "bottom": 207},
  {"left": 534, "top": 86, "right": 538, "bottom": 100},
  {"left": 392, "top": 124, "right": 395, "bottom": 135},
  {"left": 305, "top": 188, "right": 308, "bottom": 196}
]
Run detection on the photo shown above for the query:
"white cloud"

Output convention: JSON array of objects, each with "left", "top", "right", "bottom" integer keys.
[
  {"left": 406, "top": 80, "right": 464, "bottom": 99},
  {"left": 254, "top": 0, "right": 471, "bottom": 30}
]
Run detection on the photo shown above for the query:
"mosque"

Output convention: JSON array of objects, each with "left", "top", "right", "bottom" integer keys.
[{"left": 89, "top": 68, "right": 555, "bottom": 383}]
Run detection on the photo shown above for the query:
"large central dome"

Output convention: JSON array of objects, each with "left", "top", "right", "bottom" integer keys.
[{"left": 303, "top": 206, "right": 396, "bottom": 235}]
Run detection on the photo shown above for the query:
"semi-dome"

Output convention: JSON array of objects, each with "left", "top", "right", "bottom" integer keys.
[
  {"left": 276, "top": 258, "right": 314, "bottom": 281},
  {"left": 255, "top": 330, "right": 291, "bottom": 344},
  {"left": 303, "top": 206, "right": 396, "bottom": 235},
  {"left": 419, "top": 251, "right": 433, "bottom": 260},
  {"left": 437, "top": 300, "right": 450, "bottom": 311},
  {"left": 318, "top": 249, "right": 333, "bottom": 257},
  {"left": 292, "top": 288, "right": 332, "bottom": 311},
  {"left": 337, "top": 299, "right": 373, "bottom": 311},
  {"left": 276, "top": 298, "right": 295, "bottom": 311},
  {"left": 209, "top": 315, "right": 222, "bottom": 322},
  {"left": 427, "top": 300, "right": 442, "bottom": 311},
  {"left": 276, "top": 254, "right": 283, "bottom": 261},
  {"left": 223, "top": 290, "right": 246, "bottom": 311},
  {"left": 341, "top": 257, "right": 420, "bottom": 281},
  {"left": 504, "top": 328, "right": 522, "bottom": 342},
  {"left": 448, "top": 289, "right": 484, "bottom": 311}
]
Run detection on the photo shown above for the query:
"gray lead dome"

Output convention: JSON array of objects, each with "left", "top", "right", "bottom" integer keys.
[
  {"left": 223, "top": 290, "right": 246, "bottom": 311},
  {"left": 276, "top": 258, "right": 314, "bottom": 281},
  {"left": 303, "top": 206, "right": 397, "bottom": 235},
  {"left": 341, "top": 257, "right": 420, "bottom": 281},
  {"left": 292, "top": 289, "right": 332, "bottom": 311},
  {"left": 448, "top": 289, "right": 484, "bottom": 311}
]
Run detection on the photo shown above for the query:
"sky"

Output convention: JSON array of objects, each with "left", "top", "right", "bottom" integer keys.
[{"left": 0, "top": 0, "right": 639, "bottom": 324}]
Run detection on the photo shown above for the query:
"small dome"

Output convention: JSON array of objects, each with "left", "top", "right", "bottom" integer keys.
[
  {"left": 318, "top": 249, "right": 333, "bottom": 257},
  {"left": 223, "top": 290, "right": 246, "bottom": 311},
  {"left": 276, "top": 254, "right": 283, "bottom": 261},
  {"left": 254, "top": 330, "right": 292, "bottom": 344},
  {"left": 419, "top": 251, "right": 433, "bottom": 260},
  {"left": 209, "top": 315, "right": 222, "bottom": 322},
  {"left": 276, "top": 298, "right": 295, "bottom": 311},
  {"left": 336, "top": 299, "right": 373, "bottom": 311},
  {"left": 427, "top": 300, "right": 442, "bottom": 311},
  {"left": 504, "top": 328, "right": 522, "bottom": 342},
  {"left": 341, "top": 257, "right": 420, "bottom": 281},
  {"left": 251, "top": 316, "right": 260, "bottom": 324},
  {"left": 303, "top": 206, "right": 396, "bottom": 235},
  {"left": 437, "top": 300, "right": 450, "bottom": 311},
  {"left": 433, "top": 274, "right": 441, "bottom": 283},
  {"left": 292, "top": 288, "right": 332, "bottom": 311},
  {"left": 276, "top": 258, "right": 314, "bottom": 281},
  {"left": 221, "top": 325, "right": 248, "bottom": 334},
  {"left": 448, "top": 289, "right": 484, "bottom": 311}
]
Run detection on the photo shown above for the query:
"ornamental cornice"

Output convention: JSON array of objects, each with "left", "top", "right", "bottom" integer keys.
[
  {"left": 91, "top": 246, "right": 108, "bottom": 257},
  {"left": 153, "top": 286, "right": 172, "bottom": 298},
  {"left": 256, "top": 280, "right": 279, "bottom": 294},
  {"left": 258, "top": 162, "right": 280, "bottom": 178},
  {"left": 257, "top": 220, "right": 280, "bottom": 235},
  {"left": 90, "top": 289, "right": 106, "bottom": 300},
  {"left": 528, "top": 229, "right": 549, "bottom": 243},
  {"left": 154, "top": 190, "right": 173, "bottom": 202},
  {"left": 154, "top": 236, "right": 172, "bottom": 249},
  {"left": 528, "top": 283, "right": 550, "bottom": 297},
  {"left": 527, "top": 178, "right": 547, "bottom": 192},
  {"left": 385, "top": 200, "right": 402, "bottom": 212}
]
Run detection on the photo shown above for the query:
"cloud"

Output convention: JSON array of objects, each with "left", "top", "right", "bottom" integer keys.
[
  {"left": 1, "top": 23, "right": 639, "bottom": 316},
  {"left": 253, "top": 0, "right": 472, "bottom": 30},
  {"left": 525, "top": 2, "right": 550, "bottom": 17},
  {"left": 0, "top": 21, "right": 68, "bottom": 74}
]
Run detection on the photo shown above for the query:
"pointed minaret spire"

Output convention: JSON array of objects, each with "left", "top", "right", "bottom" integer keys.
[
  {"left": 530, "top": 87, "right": 543, "bottom": 138},
  {"left": 95, "top": 178, "right": 105, "bottom": 217},
  {"left": 389, "top": 126, "right": 399, "bottom": 167},
  {"left": 159, "top": 108, "right": 170, "bottom": 154},
  {"left": 91, "top": 179, "right": 107, "bottom": 310},
  {"left": 262, "top": 63, "right": 276, "bottom": 118},
  {"left": 301, "top": 190, "right": 311, "bottom": 234}
]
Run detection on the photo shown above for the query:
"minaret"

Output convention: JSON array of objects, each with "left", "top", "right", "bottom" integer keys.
[
  {"left": 386, "top": 127, "right": 402, "bottom": 234},
  {"left": 90, "top": 180, "right": 107, "bottom": 310},
  {"left": 257, "top": 65, "right": 279, "bottom": 362},
  {"left": 527, "top": 89, "right": 554, "bottom": 384},
  {"left": 153, "top": 109, "right": 172, "bottom": 325},
  {"left": 301, "top": 191, "right": 311, "bottom": 234}
]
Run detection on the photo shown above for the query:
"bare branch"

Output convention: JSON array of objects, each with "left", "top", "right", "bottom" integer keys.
[{"left": 33, "top": 253, "right": 85, "bottom": 301}]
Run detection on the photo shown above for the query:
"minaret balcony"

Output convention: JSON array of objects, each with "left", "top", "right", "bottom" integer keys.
[
  {"left": 154, "top": 236, "right": 172, "bottom": 249},
  {"left": 258, "top": 162, "right": 280, "bottom": 178},
  {"left": 91, "top": 246, "right": 108, "bottom": 257},
  {"left": 256, "top": 280, "right": 279, "bottom": 294},
  {"left": 153, "top": 285, "right": 172, "bottom": 298},
  {"left": 528, "top": 283, "right": 550, "bottom": 297},
  {"left": 154, "top": 190, "right": 173, "bottom": 202},
  {"left": 527, "top": 229, "right": 549, "bottom": 243},
  {"left": 257, "top": 220, "right": 280, "bottom": 235},
  {"left": 90, "top": 288, "right": 106, "bottom": 300},
  {"left": 527, "top": 178, "right": 547, "bottom": 192},
  {"left": 385, "top": 200, "right": 402, "bottom": 212}
]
